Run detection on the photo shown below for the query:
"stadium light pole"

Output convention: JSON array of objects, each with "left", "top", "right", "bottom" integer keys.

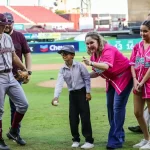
[
  {"left": 80, "top": 0, "right": 91, "bottom": 17},
  {"left": 38, "top": 0, "right": 40, "bottom": 6},
  {"left": 7, "top": 0, "right": 9, "bottom": 6}
]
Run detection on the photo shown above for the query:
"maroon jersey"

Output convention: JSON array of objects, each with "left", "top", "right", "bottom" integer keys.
[{"left": 11, "top": 30, "right": 31, "bottom": 75}]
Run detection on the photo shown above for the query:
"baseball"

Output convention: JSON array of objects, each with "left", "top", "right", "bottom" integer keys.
[{"left": 53, "top": 101, "right": 59, "bottom": 106}]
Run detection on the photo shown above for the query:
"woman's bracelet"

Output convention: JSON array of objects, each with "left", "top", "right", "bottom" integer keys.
[{"left": 90, "top": 61, "right": 94, "bottom": 66}]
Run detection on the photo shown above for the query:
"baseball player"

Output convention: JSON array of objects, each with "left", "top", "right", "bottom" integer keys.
[
  {"left": 3, "top": 12, "right": 32, "bottom": 145},
  {"left": 0, "top": 13, "right": 28, "bottom": 150}
]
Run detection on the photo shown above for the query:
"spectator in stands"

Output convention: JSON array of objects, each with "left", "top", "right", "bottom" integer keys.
[
  {"left": 3, "top": 12, "right": 32, "bottom": 145},
  {"left": 119, "top": 21, "right": 122, "bottom": 29},
  {"left": 43, "top": 24, "right": 46, "bottom": 29},
  {"left": 128, "top": 13, "right": 150, "bottom": 134},
  {"left": 82, "top": 31, "right": 133, "bottom": 149}
]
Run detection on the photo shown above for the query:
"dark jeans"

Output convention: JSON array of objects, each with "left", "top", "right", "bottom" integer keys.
[
  {"left": 9, "top": 81, "right": 22, "bottom": 134},
  {"left": 69, "top": 87, "right": 94, "bottom": 144},
  {"left": 106, "top": 79, "right": 133, "bottom": 149}
]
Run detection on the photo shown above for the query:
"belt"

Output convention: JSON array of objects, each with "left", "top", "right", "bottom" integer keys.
[
  {"left": 70, "top": 87, "right": 85, "bottom": 93},
  {"left": 0, "top": 69, "right": 11, "bottom": 73}
]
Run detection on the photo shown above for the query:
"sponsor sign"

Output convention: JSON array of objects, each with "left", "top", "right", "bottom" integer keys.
[
  {"left": 108, "top": 39, "right": 141, "bottom": 51},
  {"left": 14, "top": 24, "right": 24, "bottom": 30},
  {"left": 24, "top": 33, "right": 38, "bottom": 39},
  {"left": 28, "top": 42, "right": 79, "bottom": 53},
  {"left": 24, "top": 32, "right": 61, "bottom": 40}
]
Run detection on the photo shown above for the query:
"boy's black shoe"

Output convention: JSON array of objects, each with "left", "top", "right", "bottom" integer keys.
[
  {"left": 128, "top": 126, "right": 143, "bottom": 133},
  {"left": 7, "top": 128, "right": 26, "bottom": 146},
  {"left": 0, "top": 138, "right": 10, "bottom": 150}
]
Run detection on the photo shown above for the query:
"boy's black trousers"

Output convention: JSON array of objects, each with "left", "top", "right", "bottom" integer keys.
[{"left": 69, "top": 87, "right": 94, "bottom": 144}]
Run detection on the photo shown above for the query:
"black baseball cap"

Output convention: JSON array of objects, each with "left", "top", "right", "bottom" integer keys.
[
  {"left": 0, "top": 13, "right": 10, "bottom": 25},
  {"left": 58, "top": 45, "right": 75, "bottom": 54},
  {"left": 3, "top": 12, "right": 14, "bottom": 23}
]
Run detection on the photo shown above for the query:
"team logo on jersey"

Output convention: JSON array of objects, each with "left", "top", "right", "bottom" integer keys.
[
  {"left": 146, "top": 55, "right": 150, "bottom": 60},
  {"left": 40, "top": 45, "right": 48, "bottom": 52},
  {"left": 135, "top": 57, "right": 144, "bottom": 64}
]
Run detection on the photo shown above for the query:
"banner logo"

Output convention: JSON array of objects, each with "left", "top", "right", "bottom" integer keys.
[
  {"left": 49, "top": 45, "right": 75, "bottom": 51},
  {"left": 40, "top": 45, "right": 49, "bottom": 52}
]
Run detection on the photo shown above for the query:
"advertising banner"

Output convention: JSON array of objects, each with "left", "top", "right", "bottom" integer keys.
[
  {"left": 24, "top": 33, "right": 38, "bottom": 39},
  {"left": 79, "top": 38, "right": 142, "bottom": 52},
  {"left": 29, "top": 42, "right": 79, "bottom": 53},
  {"left": 28, "top": 39, "right": 142, "bottom": 53},
  {"left": 24, "top": 33, "right": 61, "bottom": 40},
  {"left": 14, "top": 24, "right": 24, "bottom": 30},
  {"left": 38, "top": 33, "right": 61, "bottom": 40},
  {"left": 108, "top": 38, "right": 141, "bottom": 51}
]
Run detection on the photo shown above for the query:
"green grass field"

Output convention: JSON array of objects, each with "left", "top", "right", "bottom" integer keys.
[{"left": 3, "top": 51, "right": 143, "bottom": 150}]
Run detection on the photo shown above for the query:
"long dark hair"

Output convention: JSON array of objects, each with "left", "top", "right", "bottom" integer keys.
[{"left": 141, "top": 20, "right": 150, "bottom": 29}]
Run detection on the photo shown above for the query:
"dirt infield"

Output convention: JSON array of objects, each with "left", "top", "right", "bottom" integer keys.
[{"left": 33, "top": 64, "right": 106, "bottom": 88}]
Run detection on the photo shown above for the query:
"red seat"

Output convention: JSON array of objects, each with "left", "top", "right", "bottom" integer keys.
[
  {"left": 0, "top": 6, "right": 29, "bottom": 23},
  {"left": 11, "top": 6, "right": 71, "bottom": 24}
]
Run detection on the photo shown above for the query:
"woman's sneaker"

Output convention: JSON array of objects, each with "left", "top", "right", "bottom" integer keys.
[
  {"left": 140, "top": 141, "right": 150, "bottom": 150},
  {"left": 133, "top": 139, "right": 148, "bottom": 148},
  {"left": 71, "top": 142, "right": 80, "bottom": 148}
]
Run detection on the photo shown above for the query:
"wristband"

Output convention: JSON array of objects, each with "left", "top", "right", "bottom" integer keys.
[{"left": 90, "top": 61, "right": 94, "bottom": 66}]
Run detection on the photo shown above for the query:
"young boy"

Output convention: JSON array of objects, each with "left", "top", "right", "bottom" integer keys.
[{"left": 51, "top": 45, "right": 94, "bottom": 149}]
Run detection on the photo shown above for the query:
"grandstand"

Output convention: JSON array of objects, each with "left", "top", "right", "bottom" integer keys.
[
  {"left": 0, "top": 6, "right": 29, "bottom": 24},
  {"left": 0, "top": 6, "right": 125, "bottom": 33},
  {"left": 11, "top": 6, "right": 71, "bottom": 24},
  {"left": 0, "top": 5, "right": 133, "bottom": 40},
  {"left": 0, "top": 6, "right": 74, "bottom": 32}
]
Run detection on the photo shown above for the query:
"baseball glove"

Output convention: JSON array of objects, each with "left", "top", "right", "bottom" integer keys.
[{"left": 15, "top": 70, "right": 29, "bottom": 83}]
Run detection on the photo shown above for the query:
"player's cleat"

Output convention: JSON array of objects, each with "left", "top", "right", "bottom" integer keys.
[
  {"left": 7, "top": 128, "right": 26, "bottom": 146},
  {"left": 128, "top": 126, "right": 143, "bottom": 133},
  {"left": 0, "top": 138, "right": 10, "bottom": 150}
]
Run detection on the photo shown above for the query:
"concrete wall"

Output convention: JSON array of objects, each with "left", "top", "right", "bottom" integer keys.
[{"left": 128, "top": 0, "right": 150, "bottom": 22}]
